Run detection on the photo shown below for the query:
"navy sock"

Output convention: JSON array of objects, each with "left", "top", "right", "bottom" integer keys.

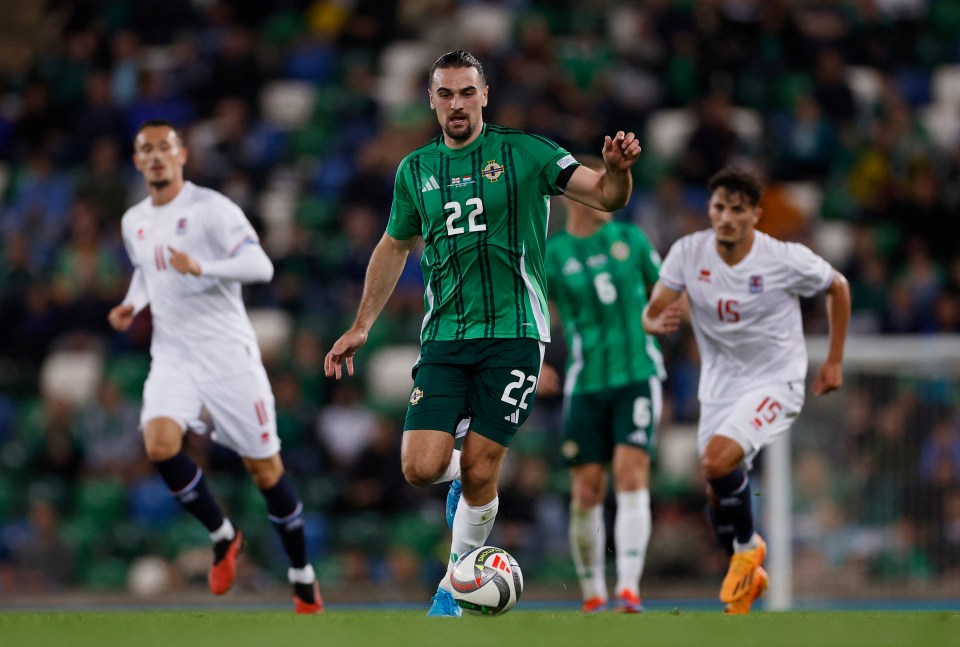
[
  {"left": 707, "top": 469, "right": 754, "bottom": 545},
  {"left": 153, "top": 452, "right": 225, "bottom": 533},
  {"left": 261, "top": 475, "right": 308, "bottom": 569},
  {"left": 707, "top": 504, "right": 736, "bottom": 556}
]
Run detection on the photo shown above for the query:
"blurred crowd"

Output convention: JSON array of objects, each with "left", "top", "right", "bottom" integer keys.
[{"left": 1, "top": 0, "right": 960, "bottom": 599}]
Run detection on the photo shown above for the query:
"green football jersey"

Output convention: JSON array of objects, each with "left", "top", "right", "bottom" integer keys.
[
  {"left": 387, "top": 124, "right": 579, "bottom": 343},
  {"left": 545, "top": 221, "right": 666, "bottom": 394}
]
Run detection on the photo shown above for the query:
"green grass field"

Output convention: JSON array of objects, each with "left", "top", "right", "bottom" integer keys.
[{"left": 1, "top": 610, "right": 958, "bottom": 647}]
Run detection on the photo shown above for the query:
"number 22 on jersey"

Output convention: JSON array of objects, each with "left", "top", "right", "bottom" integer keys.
[{"left": 445, "top": 198, "right": 485, "bottom": 235}]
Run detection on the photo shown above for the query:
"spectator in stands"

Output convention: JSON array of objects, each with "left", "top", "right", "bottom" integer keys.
[
  {"left": 8, "top": 497, "right": 75, "bottom": 592},
  {"left": 678, "top": 91, "right": 740, "bottom": 186}
]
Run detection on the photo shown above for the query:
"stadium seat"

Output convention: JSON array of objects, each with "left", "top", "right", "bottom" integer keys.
[
  {"left": 128, "top": 475, "right": 179, "bottom": 529},
  {"left": 457, "top": 5, "right": 512, "bottom": 50},
  {"left": 105, "top": 354, "right": 150, "bottom": 400},
  {"left": 258, "top": 183, "right": 299, "bottom": 255},
  {"left": 40, "top": 349, "right": 104, "bottom": 407},
  {"left": 260, "top": 80, "right": 316, "bottom": 130},
  {"left": 248, "top": 308, "right": 293, "bottom": 361},
  {"left": 814, "top": 220, "right": 854, "bottom": 268},
  {"left": 731, "top": 107, "right": 763, "bottom": 149},
  {"left": 73, "top": 477, "right": 127, "bottom": 528},
  {"left": 376, "top": 41, "right": 434, "bottom": 110},
  {"left": 782, "top": 182, "right": 824, "bottom": 221},
  {"left": 644, "top": 108, "right": 695, "bottom": 161},
  {"left": 847, "top": 66, "right": 883, "bottom": 109},
  {"left": 920, "top": 103, "right": 960, "bottom": 150},
  {"left": 365, "top": 345, "right": 420, "bottom": 406},
  {"left": 645, "top": 107, "right": 761, "bottom": 162},
  {"left": 931, "top": 64, "right": 960, "bottom": 107}
]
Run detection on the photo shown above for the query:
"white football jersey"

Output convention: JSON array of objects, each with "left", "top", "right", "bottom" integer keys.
[
  {"left": 659, "top": 230, "right": 834, "bottom": 404},
  {"left": 121, "top": 182, "right": 263, "bottom": 377}
]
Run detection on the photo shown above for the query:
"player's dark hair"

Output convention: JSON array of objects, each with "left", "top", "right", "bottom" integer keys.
[
  {"left": 708, "top": 166, "right": 762, "bottom": 206},
  {"left": 429, "top": 49, "right": 486, "bottom": 86},
  {"left": 134, "top": 119, "right": 183, "bottom": 145}
]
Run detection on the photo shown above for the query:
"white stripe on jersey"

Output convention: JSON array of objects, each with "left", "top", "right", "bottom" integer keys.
[{"left": 519, "top": 243, "right": 551, "bottom": 342}]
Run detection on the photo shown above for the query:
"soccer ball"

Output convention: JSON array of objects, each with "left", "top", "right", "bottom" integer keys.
[{"left": 448, "top": 545, "right": 523, "bottom": 615}]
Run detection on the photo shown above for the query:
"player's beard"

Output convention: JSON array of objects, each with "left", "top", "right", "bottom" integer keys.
[
  {"left": 149, "top": 179, "right": 171, "bottom": 190},
  {"left": 444, "top": 116, "right": 477, "bottom": 142}
]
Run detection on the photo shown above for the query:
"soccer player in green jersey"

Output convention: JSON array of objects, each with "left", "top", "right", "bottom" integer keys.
[
  {"left": 541, "top": 157, "right": 664, "bottom": 613},
  {"left": 324, "top": 50, "right": 642, "bottom": 616}
]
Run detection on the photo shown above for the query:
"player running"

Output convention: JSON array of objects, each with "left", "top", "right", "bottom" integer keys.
[
  {"left": 324, "top": 50, "right": 642, "bottom": 617},
  {"left": 109, "top": 120, "right": 322, "bottom": 614},
  {"left": 642, "top": 166, "right": 850, "bottom": 614}
]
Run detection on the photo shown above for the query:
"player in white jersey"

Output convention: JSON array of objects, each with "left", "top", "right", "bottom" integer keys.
[
  {"left": 642, "top": 166, "right": 850, "bottom": 614},
  {"left": 108, "top": 120, "right": 322, "bottom": 614}
]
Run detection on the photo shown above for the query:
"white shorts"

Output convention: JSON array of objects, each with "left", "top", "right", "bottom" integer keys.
[
  {"left": 697, "top": 381, "right": 805, "bottom": 470},
  {"left": 141, "top": 358, "right": 280, "bottom": 459}
]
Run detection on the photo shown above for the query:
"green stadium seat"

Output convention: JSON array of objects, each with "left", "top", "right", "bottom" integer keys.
[{"left": 73, "top": 477, "right": 127, "bottom": 527}]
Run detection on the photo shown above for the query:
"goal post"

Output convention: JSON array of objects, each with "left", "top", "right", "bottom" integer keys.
[{"left": 763, "top": 334, "right": 960, "bottom": 610}]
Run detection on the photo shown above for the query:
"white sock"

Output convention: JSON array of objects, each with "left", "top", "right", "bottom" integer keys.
[
  {"left": 569, "top": 503, "right": 606, "bottom": 601},
  {"left": 439, "top": 496, "right": 499, "bottom": 590},
  {"left": 614, "top": 489, "right": 650, "bottom": 596},
  {"left": 288, "top": 564, "right": 316, "bottom": 584},
  {"left": 734, "top": 533, "right": 760, "bottom": 552},
  {"left": 209, "top": 518, "right": 235, "bottom": 543},
  {"left": 432, "top": 448, "right": 461, "bottom": 484}
]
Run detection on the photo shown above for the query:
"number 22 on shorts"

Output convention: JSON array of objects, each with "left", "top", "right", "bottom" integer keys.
[{"left": 501, "top": 370, "right": 537, "bottom": 410}]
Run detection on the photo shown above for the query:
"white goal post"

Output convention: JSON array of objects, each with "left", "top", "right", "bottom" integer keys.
[
  {"left": 764, "top": 334, "right": 960, "bottom": 610},
  {"left": 761, "top": 335, "right": 960, "bottom": 610}
]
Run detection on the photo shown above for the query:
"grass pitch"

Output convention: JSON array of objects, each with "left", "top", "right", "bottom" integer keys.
[{"left": 1, "top": 610, "right": 958, "bottom": 647}]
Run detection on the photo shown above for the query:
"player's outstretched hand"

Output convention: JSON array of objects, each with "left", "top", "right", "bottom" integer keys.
[
  {"left": 324, "top": 328, "right": 369, "bottom": 380},
  {"left": 645, "top": 300, "right": 683, "bottom": 335},
  {"left": 167, "top": 246, "right": 201, "bottom": 276},
  {"left": 108, "top": 303, "right": 135, "bottom": 332},
  {"left": 602, "top": 131, "right": 641, "bottom": 172},
  {"left": 812, "top": 360, "right": 843, "bottom": 396}
]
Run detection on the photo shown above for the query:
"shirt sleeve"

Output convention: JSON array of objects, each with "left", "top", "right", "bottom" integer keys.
[
  {"left": 658, "top": 238, "right": 687, "bottom": 292},
  {"left": 518, "top": 134, "right": 580, "bottom": 197},
  {"left": 122, "top": 268, "right": 149, "bottom": 315},
  {"left": 386, "top": 161, "right": 422, "bottom": 240},
  {"left": 784, "top": 242, "right": 834, "bottom": 297},
  {"left": 121, "top": 221, "right": 139, "bottom": 269},
  {"left": 205, "top": 196, "right": 260, "bottom": 258},
  {"left": 199, "top": 243, "right": 274, "bottom": 283}
]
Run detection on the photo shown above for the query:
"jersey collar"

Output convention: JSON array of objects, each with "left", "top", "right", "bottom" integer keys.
[{"left": 437, "top": 123, "right": 487, "bottom": 157}]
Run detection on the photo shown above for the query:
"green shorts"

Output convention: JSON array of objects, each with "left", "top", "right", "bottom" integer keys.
[
  {"left": 561, "top": 378, "right": 662, "bottom": 466},
  {"left": 404, "top": 338, "right": 545, "bottom": 447}
]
